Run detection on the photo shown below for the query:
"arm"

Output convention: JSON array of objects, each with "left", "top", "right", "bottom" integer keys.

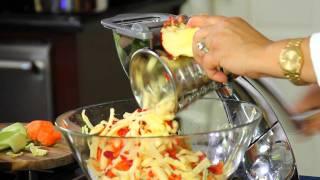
[
  {"left": 188, "top": 15, "right": 317, "bottom": 84},
  {"left": 263, "top": 38, "right": 316, "bottom": 83},
  {"left": 293, "top": 85, "right": 320, "bottom": 135}
]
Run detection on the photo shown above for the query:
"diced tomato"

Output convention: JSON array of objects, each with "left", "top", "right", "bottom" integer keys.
[
  {"left": 198, "top": 153, "right": 206, "bottom": 161},
  {"left": 117, "top": 127, "right": 130, "bottom": 137},
  {"left": 120, "top": 155, "right": 127, "bottom": 161},
  {"left": 163, "top": 72, "right": 171, "bottom": 81},
  {"left": 111, "top": 139, "right": 124, "bottom": 153},
  {"left": 165, "top": 120, "right": 173, "bottom": 128},
  {"left": 208, "top": 162, "right": 224, "bottom": 175},
  {"left": 112, "top": 143, "right": 123, "bottom": 158},
  {"left": 166, "top": 148, "right": 177, "bottom": 159},
  {"left": 148, "top": 170, "right": 155, "bottom": 178},
  {"left": 190, "top": 162, "right": 197, "bottom": 168},
  {"left": 113, "top": 150, "right": 121, "bottom": 158},
  {"left": 137, "top": 108, "right": 147, "bottom": 112},
  {"left": 97, "top": 147, "right": 102, "bottom": 161},
  {"left": 168, "top": 174, "right": 181, "bottom": 180},
  {"left": 115, "top": 159, "right": 133, "bottom": 171},
  {"left": 169, "top": 164, "right": 177, "bottom": 170},
  {"left": 103, "top": 151, "right": 114, "bottom": 160},
  {"left": 105, "top": 170, "right": 116, "bottom": 178}
]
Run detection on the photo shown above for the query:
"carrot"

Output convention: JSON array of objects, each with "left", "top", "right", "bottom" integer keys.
[
  {"left": 53, "top": 131, "right": 62, "bottom": 140},
  {"left": 26, "top": 121, "right": 44, "bottom": 140},
  {"left": 26, "top": 120, "right": 62, "bottom": 146}
]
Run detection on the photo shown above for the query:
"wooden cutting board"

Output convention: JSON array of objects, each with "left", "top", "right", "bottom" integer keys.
[{"left": 0, "top": 123, "right": 74, "bottom": 171}]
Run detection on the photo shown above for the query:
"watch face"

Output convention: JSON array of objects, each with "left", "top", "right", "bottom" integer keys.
[{"left": 279, "top": 46, "right": 303, "bottom": 72}]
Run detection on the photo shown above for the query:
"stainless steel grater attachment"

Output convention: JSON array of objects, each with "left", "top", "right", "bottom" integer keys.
[
  {"left": 101, "top": 13, "right": 230, "bottom": 111},
  {"left": 101, "top": 13, "right": 171, "bottom": 76}
]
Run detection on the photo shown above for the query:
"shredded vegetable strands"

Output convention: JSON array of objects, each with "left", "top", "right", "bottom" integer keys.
[
  {"left": 105, "top": 108, "right": 115, "bottom": 130},
  {"left": 153, "top": 165, "right": 168, "bottom": 180},
  {"left": 192, "top": 158, "right": 211, "bottom": 175},
  {"left": 82, "top": 110, "right": 94, "bottom": 129},
  {"left": 106, "top": 119, "right": 131, "bottom": 136},
  {"left": 81, "top": 107, "right": 224, "bottom": 180}
]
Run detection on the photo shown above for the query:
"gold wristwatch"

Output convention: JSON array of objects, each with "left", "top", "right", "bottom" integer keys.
[{"left": 279, "top": 38, "right": 305, "bottom": 85}]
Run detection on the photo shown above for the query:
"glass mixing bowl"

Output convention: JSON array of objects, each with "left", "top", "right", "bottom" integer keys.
[{"left": 55, "top": 98, "right": 262, "bottom": 179}]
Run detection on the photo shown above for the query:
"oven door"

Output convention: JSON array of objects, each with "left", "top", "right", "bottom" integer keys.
[{"left": 0, "top": 43, "right": 53, "bottom": 122}]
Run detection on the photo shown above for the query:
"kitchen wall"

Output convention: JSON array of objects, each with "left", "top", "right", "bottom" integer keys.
[{"left": 181, "top": 0, "right": 320, "bottom": 177}]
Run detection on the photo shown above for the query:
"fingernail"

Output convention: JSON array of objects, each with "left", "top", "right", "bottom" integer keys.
[{"left": 186, "top": 20, "right": 193, "bottom": 27}]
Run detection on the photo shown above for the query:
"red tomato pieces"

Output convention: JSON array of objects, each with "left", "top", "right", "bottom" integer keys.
[
  {"left": 115, "top": 159, "right": 133, "bottom": 171},
  {"left": 168, "top": 174, "right": 182, "bottom": 180},
  {"left": 198, "top": 153, "right": 206, "bottom": 161},
  {"left": 103, "top": 151, "right": 115, "bottom": 160},
  {"left": 208, "top": 161, "right": 224, "bottom": 175},
  {"left": 166, "top": 148, "right": 178, "bottom": 159},
  {"left": 148, "top": 170, "right": 155, "bottom": 178},
  {"left": 165, "top": 120, "right": 173, "bottom": 128},
  {"left": 105, "top": 170, "right": 116, "bottom": 178},
  {"left": 117, "top": 127, "right": 130, "bottom": 137}
]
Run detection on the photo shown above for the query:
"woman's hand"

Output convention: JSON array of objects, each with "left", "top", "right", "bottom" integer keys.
[
  {"left": 188, "top": 15, "right": 273, "bottom": 82},
  {"left": 188, "top": 15, "right": 316, "bottom": 83},
  {"left": 292, "top": 85, "right": 320, "bottom": 135}
]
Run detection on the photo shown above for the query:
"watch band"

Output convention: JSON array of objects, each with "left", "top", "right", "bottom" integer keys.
[
  {"left": 287, "top": 38, "right": 303, "bottom": 47},
  {"left": 283, "top": 38, "right": 305, "bottom": 85}
]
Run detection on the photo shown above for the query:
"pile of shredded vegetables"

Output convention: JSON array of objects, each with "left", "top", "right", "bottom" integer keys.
[{"left": 82, "top": 107, "right": 224, "bottom": 180}]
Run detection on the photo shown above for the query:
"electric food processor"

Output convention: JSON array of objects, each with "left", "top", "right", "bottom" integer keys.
[{"left": 100, "top": 13, "right": 298, "bottom": 179}]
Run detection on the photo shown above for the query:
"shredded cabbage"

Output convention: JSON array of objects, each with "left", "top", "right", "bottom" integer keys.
[
  {"left": 82, "top": 107, "right": 224, "bottom": 179},
  {"left": 25, "top": 143, "right": 48, "bottom": 157}
]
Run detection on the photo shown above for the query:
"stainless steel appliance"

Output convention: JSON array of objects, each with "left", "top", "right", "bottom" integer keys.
[
  {"left": 101, "top": 13, "right": 298, "bottom": 179},
  {"left": 0, "top": 43, "right": 53, "bottom": 122}
]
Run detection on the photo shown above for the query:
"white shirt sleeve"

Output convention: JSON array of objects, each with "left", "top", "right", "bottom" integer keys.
[{"left": 309, "top": 32, "right": 320, "bottom": 86}]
